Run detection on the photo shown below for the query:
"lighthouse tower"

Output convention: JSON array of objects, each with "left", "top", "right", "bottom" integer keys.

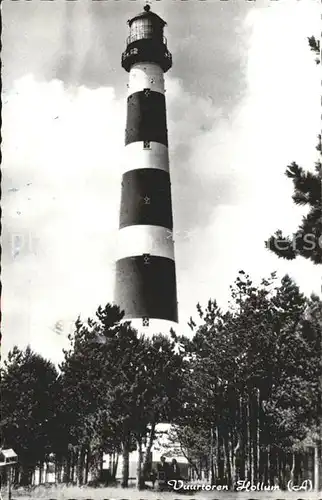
[{"left": 114, "top": 5, "right": 178, "bottom": 334}]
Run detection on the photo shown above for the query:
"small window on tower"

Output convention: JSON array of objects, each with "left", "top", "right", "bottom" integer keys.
[
  {"left": 142, "top": 317, "right": 149, "bottom": 327},
  {"left": 150, "top": 78, "right": 155, "bottom": 84},
  {"left": 143, "top": 141, "right": 151, "bottom": 149},
  {"left": 143, "top": 253, "right": 150, "bottom": 264}
]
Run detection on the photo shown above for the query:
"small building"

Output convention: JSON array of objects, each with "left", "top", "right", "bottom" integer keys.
[
  {"left": 0, "top": 449, "right": 18, "bottom": 466},
  {"left": 103, "top": 423, "right": 189, "bottom": 481}
]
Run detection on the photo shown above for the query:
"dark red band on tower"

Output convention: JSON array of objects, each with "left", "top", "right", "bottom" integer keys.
[
  {"left": 125, "top": 90, "right": 168, "bottom": 147},
  {"left": 115, "top": 255, "right": 178, "bottom": 322},
  {"left": 119, "top": 168, "right": 173, "bottom": 230}
]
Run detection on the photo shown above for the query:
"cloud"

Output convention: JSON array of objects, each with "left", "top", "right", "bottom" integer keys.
[
  {"left": 55, "top": 1, "right": 114, "bottom": 89},
  {"left": 175, "top": 0, "right": 321, "bottom": 316},
  {"left": 2, "top": 75, "right": 125, "bottom": 363}
]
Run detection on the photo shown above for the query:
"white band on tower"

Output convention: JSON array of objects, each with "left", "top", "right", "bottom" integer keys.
[
  {"left": 128, "top": 62, "right": 165, "bottom": 95},
  {"left": 116, "top": 225, "right": 174, "bottom": 261},
  {"left": 121, "top": 141, "right": 169, "bottom": 175}
]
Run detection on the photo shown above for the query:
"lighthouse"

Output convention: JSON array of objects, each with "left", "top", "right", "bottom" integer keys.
[{"left": 114, "top": 4, "right": 178, "bottom": 333}]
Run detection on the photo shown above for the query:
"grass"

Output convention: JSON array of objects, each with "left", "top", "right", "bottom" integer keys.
[{"left": 2, "top": 484, "right": 321, "bottom": 500}]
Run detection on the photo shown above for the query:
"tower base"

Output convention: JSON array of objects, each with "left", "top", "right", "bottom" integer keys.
[{"left": 120, "top": 317, "right": 178, "bottom": 338}]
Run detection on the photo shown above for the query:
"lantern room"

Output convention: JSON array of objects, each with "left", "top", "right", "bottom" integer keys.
[
  {"left": 122, "top": 5, "right": 172, "bottom": 73},
  {"left": 128, "top": 4, "right": 165, "bottom": 45}
]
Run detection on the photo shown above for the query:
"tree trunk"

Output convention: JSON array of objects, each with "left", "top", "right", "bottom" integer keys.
[
  {"left": 282, "top": 453, "right": 286, "bottom": 489},
  {"left": 223, "top": 431, "right": 232, "bottom": 488},
  {"left": 214, "top": 425, "right": 219, "bottom": 482},
  {"left": 83, "top": 449, "right": 87, "bottom": 485},
  {"left": 243, "top": 398, "right": 248, "bottom": 481},
  {"left": 142, "top": 422, "right": 156, "bottom": 481},
  {"left": 73, "top": 448, "right": 78, "bottom": 484},
  {"left": 290, "top": 451, "right": 295, "bottom": 484},
  {"left": 136, "top": 437, "right": 144, "bottom": 490},
  {"left": 251, "top": 393, "right": 257, "bottom": 483},
  {"left": 205, "top": 456, "right": 209, "bottom": 481},
  {"left": 100, "top": 449, "right": 104, "bottom": 480},
  {"left": 76, "top": 448, "right": 81, "bottom": 486},
  {"left": 59, "top": 461, "right": 63, "bottom": 483},
  {"left": 88, "top": 448, "right": 101, "bottom": 482},
  {"left": 112, "top": 453, "right": 119, "bottom": 480},
  {"left": 247, "top": 394, "right": 252, "bottom": 482},
  {"left": 71, "top": 448, "right": 76, "bottom": 484},
  {"left": 45, "top": 462, "right": 50, "bottom": 483},
  {"left": 39, "top": 463, "right": 43, "bottom": 484},
  {"left": 181, "top": 451, "right": 201, "bottom": 480},
  {"left": 63, "top": 450, "right": 71, "bottom": 483},
  {"left": 8, "top": 466, "right": 12, "bottom": 500},
  {"left": 277, "top": 449, "right": 283, "bottom": 487},
  {"left": 192, "top": 461, "right": 201, "bottom": 480},
  {"left": 232, "top": 433, "right": 240, "bottom": 486},
  {"left": 238, "top": 397, "right": 245, "bottom": 481},
  {"left": 274, "top": 447, "right": 278, "bottom": 486},
  {"left": 272, "top": 447, "right": 277, "bottom": 486},
  {"left": 210, "top": 426, "right": 215, "bottom": 485},
  {"left": 77, "top": 445, "right": 86, "bottom": 486},
  {"left": 230, "top": 433, "right": 234, "bottom": 486},
  {"left": 314, "top": 444, "right": 319, "bottom": 492},
  {"left": 299, "top": 452, "right": 303, "bottom": 483},
  {"left": 121, "top": 439, "right": 130, "bottom": 488},
  {"left": 231, "top": 393, "right": 239, "bottom": 485},
  {"left": 84, "top": 446, "right": 90, "bottom": 484},
  {"left": 256, "top": 389, "right": 260, "bottom": 483},
  {"left": 13, "top": 465, "right": 19, "bottom": 486},
  {"left": 216, "top": 426, "right": 223, "bottom": 483},
  {"left": 54, "top": 459, "right": 61, "bottom": 484}
]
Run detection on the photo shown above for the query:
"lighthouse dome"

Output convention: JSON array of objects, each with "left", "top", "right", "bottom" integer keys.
[{"left": 127, "top": 5, "right": 167, "bottom": 28}]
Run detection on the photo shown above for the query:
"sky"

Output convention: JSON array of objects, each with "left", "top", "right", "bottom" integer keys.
[{"left": 2, "top": 0, "right": 321, "bottom": 366}]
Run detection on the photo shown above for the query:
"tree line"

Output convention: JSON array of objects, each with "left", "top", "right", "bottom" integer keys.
[{"left": 1, "top": 272, "right": 321, "bottom": 490}]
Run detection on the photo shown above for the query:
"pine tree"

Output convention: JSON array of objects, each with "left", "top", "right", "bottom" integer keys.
[
  {"left": 57, "top": 304, "right": 143, "bottom": 487},
  {"left": 56, "top": 303, "right": 187, "bottom": 489},
  {"left": 265, "top": 36, "right": 321, "bottom": 264},
  {"left": 184, "top": 272, "right": 321, "bottom": 488},
  {"left": 0, "top": 346, "right": 58, "bottom": 485},
  {"left": 308, "top": 36, "right": 320, "bottom": 65},
  {"left": 266, "top": 159, "right": 321, "bottom": 264}
]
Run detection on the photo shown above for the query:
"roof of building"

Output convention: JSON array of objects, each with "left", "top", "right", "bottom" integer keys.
[{"left": 0, "top": 449, "right": 17, "bottom": 459}]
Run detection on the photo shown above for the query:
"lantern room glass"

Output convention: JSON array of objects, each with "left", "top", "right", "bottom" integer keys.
[{"left": 129, "top": 18, "right": 163, "bottom": 44}]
